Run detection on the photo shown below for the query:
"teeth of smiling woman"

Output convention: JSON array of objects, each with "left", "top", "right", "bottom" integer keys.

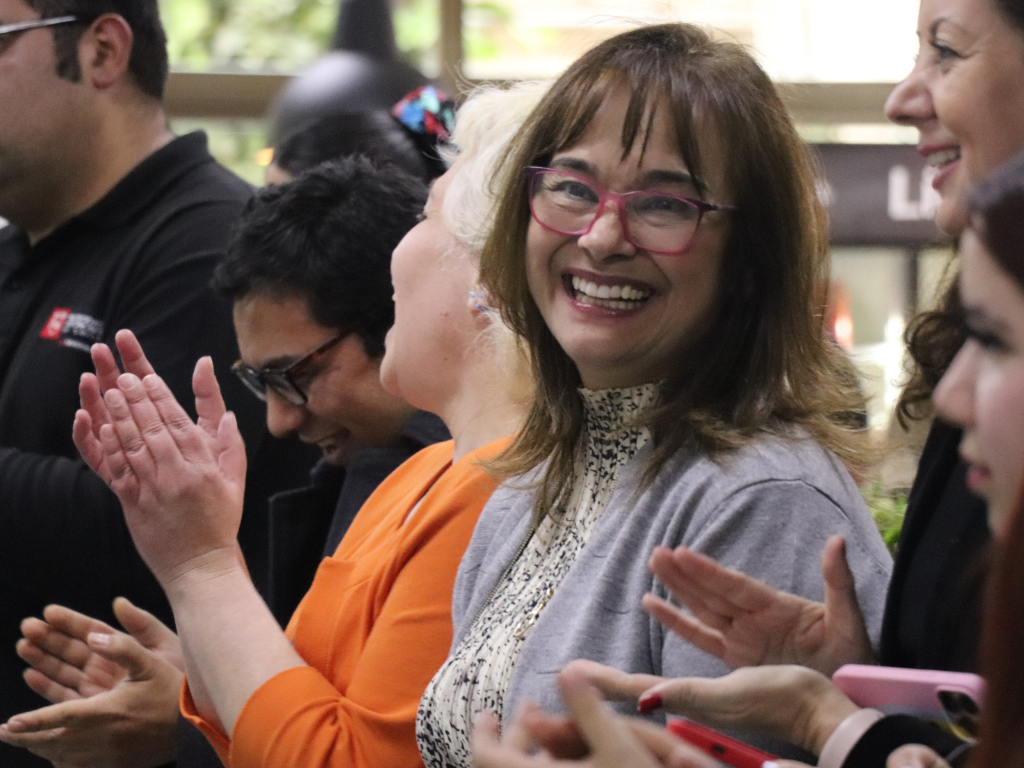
[
  {"left": 926, "top": 148, "right": 961, "bottom": 168},
  {"left": 571, "top": 276, "right": 650, "bottom": 306}
]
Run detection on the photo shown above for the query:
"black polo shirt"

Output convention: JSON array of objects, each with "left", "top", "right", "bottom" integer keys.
[{"left": 0, "top": 132, "right": 315, "bottom": 766}]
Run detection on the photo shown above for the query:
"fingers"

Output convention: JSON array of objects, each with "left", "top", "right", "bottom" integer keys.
[
  {"left": 114, "top": 329, "right": 157, "bottom": 379},
  {"left": 556, "top": 665, "right": 656, "bottom": 765},
  {"left": 138, "top": 373, "right": 214, "bottom": 465},
  {"left": 193, "top": 357, "right": 227, "bottom": 439},
  {"left": 472, "top": 711, "right": 537, "bottom": 768},
  {"left": 21, "top": 662, "right": 81, "bottom": 705},
  {"left": 84, "top": 631, "right": 172, "bottom": 683},
  {"left": 633, "top": 667, "right": 781, "bottom": 722},
  {"left": 112, "top": 598, "right": 181, "bottom": 662},
  {"left": 561, "top": 659, "right": 663, "bottom": 703},
  {"left": 502, "top": 703, "right": 540, "bottom": 754},
  {"left": 78, "top": 373, "right": 109, "bottom": 433},
  {"left": 41, "top": 605, "right": 116, "bottom": 645},
  {"left": 821, "top": 537, "right": 856, "bottom": 613},
  {"left": 651, "top": 546, "right": 773, "bottom": 623},
  {"left": 627, "top": 719, "right": 720, "bottom": 768},
  {"left": 820, "top": 537, "right": 873, "bottom": 668},
  {"left": 635, "top": 676, "right": 712, "bottom": 719},
  {"left": 17, "top": 629, "right": 91, "bottom": 695},
  {"left": 104, "top": 372, "right": 207, "bottom": 478},
  {"left": 642, "top": 594, "right": 726, "bottom": 661},
  {"left": 886, "top": 744, "right": 950, "bottom": 768},
  {"left": 98, "top": 422, "right": 137, "bottom": 497},
  {"left": 216, "top": 412, "right": 247, "bottom": 483},
  {"left": 517, "top": 706, "right": 587, "bottom": 759},
  {"left": 17, "top": 608, "right": 119, "bottom": 701},
  {"left": 2, "top": 697, "right": 101, "bottom": 736},
  {"left": 72, "top": 410, "right": 108, "bottom": 481},
  {"left": 102, "top": 386, "right": 161, "bottom": 485},
  {"left": 90, "top": 343, "right": 123, "bottom": 393}
]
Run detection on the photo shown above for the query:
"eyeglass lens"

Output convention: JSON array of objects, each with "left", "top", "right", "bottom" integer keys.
[
  {"left": 529, "top": 169, "right": 703, "bottom": 254},
  {"left": 232, "top": 364, "right": 307, "bottom": 406}
]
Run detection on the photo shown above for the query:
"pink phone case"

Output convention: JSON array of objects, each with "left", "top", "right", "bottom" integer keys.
[{"left": 832, "top": 664, "right": 984, "bottom": 715}]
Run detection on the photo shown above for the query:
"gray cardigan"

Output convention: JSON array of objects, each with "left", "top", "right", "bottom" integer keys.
[{"left": 449, "top": 433, "right": 892, "bottom": 734}]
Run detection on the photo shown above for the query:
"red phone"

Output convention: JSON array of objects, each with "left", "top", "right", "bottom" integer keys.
[
  {"left": 832, "top": 664, "right": 985, "bottom": 737},
  {"left": 666, "top": 718, "right": 777, "bottom": 768}
]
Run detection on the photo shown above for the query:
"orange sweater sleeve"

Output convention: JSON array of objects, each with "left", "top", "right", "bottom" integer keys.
[{"left": 181, "top": 439, "right": 506, "bottom": 768}]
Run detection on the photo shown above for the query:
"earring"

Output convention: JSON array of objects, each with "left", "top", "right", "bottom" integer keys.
[{"left": 469, "top": 290, "right": 492, "bottom": 313}]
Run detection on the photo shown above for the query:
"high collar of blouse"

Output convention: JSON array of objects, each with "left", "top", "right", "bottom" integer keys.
[{"left": 578, "top": 383, "right": 660, "bottom": 440}]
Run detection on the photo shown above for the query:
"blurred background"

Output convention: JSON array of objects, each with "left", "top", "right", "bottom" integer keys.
[{"left": 162, "top": 0, "right": 948, "bottom": 512}]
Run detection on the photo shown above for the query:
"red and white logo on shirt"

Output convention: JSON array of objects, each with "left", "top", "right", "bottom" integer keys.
[
  {"left": 39, "top": 308, "right": 104, "bottom": 351},
  {"left": 40, "top": 308, "right": 72, "bottom": 339}
]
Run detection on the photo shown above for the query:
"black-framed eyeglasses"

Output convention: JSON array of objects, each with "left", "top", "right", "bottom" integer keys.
[
  {"left": 0, "top": 14, "right": 80, "bottom": 37},
  {"left": 525, "top": 166, "right": 737, "bottom": 255},
  {"left": 231, "top": 333, "right": 347, "bottom": 407},
  {"left": 0, "top": 15, "right": 81, "bottom": 55}
]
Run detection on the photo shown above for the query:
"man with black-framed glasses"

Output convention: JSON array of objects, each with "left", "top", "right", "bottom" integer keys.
[{"left": 0, "top": 4, "right": 318, "bottom": 764}]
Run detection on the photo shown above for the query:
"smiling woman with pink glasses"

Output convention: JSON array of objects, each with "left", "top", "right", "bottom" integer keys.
[{"left": 413, "top": 23, "right": 893, "bottom": 768}]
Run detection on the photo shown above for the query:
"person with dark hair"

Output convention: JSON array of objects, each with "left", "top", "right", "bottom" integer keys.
[
  {"left": 267, "top": 111, "right": 435, "bottom": 184},
  {"left": 265, "top": 86, "right": 455, "bottom": 185},
  {"left": 214, "top": 158, "right": 449, "bottom": 620},
  {"left": 0, "top": 3, "right": 318, "bottom": 767},
  {"left": 18, "top": 0, "right": 168, "bottom": 99},
  {"left": 416, "top": 23, "right": 893, "bottom": 768}
]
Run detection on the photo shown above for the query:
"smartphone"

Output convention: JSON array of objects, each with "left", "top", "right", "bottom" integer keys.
[
  {"left": 666, "top": 718, "right": 777, "bottom": 768},
  {"left": 832, "top": 664, "right": 984, "bottom": 738}
]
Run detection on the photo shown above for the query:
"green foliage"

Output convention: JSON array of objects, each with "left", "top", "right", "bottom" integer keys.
[
  {"left": 171, "top": 118, "right": 268, "bottom": 185},
  {"left": 860, "top": 481, "right": 908, "bottom": 554},
  {"left": 160, "top": 0, "right": 437, "bottom": 73},
  {"left": 160, "top": 0, "right": 335, "bottom": 72},
  {"left": 394, "top": 0, "right": 439, "bottom": 73}
]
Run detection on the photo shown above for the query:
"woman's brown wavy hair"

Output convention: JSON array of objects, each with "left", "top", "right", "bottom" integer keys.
[{"left": 479, "top": 23, "right": 871, "bottom": 518}]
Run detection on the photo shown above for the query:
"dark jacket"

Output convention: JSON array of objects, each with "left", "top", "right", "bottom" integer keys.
[
  {"left": 0, "top": 133, "right": 315, "bottom": 768},
  {"left": 843, "top": 421, "right": 990, "bottom": 768}
]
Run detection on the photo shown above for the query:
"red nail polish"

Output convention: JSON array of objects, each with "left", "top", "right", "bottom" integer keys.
[{"left": 637, "top": 693, "right": 663, "bottom": 714}]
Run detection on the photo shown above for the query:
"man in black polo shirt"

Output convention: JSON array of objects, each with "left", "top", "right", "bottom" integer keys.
[{"left": 0, "top": 3, "right": 314, "bottom": 763}]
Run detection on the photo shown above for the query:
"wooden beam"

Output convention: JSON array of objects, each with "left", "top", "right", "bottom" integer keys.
[
  {"left": 438, "top": 0, "right": 464, "bottom": 94},
  {"left": 777, "top": 82, "right": 895, "bottom": 125},
  {"left": 164, "top": 71, "right": 291, "bottom": 119}
]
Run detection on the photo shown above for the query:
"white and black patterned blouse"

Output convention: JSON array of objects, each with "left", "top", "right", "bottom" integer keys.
[{"left": 416, "top": 384, "right": 658, "bottom": 768}]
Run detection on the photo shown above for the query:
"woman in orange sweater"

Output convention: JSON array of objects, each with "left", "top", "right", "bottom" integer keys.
[{"left": 65, "top": 83, "right": 544, "bottom": 768}]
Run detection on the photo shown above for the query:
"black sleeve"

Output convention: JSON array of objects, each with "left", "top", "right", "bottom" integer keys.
[
  {"left": 841, "top": 715, "right": 967, "bottom": 768},
  {"left": 0, "top": 204, "right": 269, "bottom": 735}
]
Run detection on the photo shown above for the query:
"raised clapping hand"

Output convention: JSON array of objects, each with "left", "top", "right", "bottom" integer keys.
[
  {"left": 72, "top": 329, "right": 247, "bottom": 591},
  {"left": 644, "top": 537, "right": 875, "bottom": 675},
  {"left": 472, "top": 666, "right": 724, "bottom": 768},
  {"left": 0, "top": 598, "right": 183, "bottom": 768}
]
